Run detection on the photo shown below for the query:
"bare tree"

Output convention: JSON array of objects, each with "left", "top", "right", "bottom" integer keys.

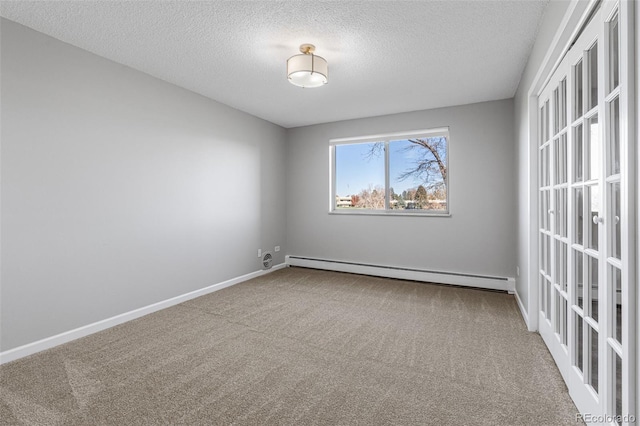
[
  {"left": 397, "top": 137, "right": 447, "bottom": 190},
  {"left": 365, "top": 137, "right": 447, "bottom": 190},
  {"left": 355, "top": 184, "right": 385, "bottom": 209}
]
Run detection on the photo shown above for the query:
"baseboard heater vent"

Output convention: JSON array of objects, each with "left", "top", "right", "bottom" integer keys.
[{"left": 286, "top": 255, "right": 515, "bottom": 294}]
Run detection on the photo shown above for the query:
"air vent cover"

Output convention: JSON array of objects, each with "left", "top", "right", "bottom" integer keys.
[{"left": 262, "top": 252, "right": 273, "bottom": 270}]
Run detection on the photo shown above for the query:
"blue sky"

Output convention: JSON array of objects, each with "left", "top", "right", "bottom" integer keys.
[{"left": 335, "top": 140, "right": 440, "bottom": 196}]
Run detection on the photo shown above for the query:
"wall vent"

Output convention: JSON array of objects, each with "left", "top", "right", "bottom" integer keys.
[{"left": 262, "top": 252, "right": 273, "bottom": 270}]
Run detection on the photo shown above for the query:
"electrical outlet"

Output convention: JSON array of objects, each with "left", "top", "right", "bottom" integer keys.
[
  {"left": 516, "top": 266, "right": 520, "bottom": 277},
  {"left": 257, "top": 249, "right": 262, "bottom": 258},
  {"left": 274, "top": 246, "right": 280, "bottom": 252}
]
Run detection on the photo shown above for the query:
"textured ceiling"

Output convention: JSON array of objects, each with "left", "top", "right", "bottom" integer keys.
[{"left": 0, "top": 1, "right": 549, "bottom": 128}]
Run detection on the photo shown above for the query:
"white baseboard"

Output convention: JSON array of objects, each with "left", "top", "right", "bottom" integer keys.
[
  {"left": 514, "top": 287, "right": 534, "bottom": 331},
  {"left": 286, "top": 255, "right": 515, "bottom": 293},
  {"left": 0, "top": 263, "right": 286, "bottom": 365}
]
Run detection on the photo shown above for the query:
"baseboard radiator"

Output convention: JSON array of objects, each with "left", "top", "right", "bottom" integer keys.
[{"left": 286, "top": 255, "right": 515, "bottom": 293}]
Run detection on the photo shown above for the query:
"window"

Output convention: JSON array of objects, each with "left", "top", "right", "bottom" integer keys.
[{"left": 330, "top": 128, "right": 449, "bottom": 215}]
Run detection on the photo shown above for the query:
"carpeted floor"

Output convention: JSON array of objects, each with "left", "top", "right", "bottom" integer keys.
[{"left": 1, "top": 267, "right": 580, "bottom": 425}]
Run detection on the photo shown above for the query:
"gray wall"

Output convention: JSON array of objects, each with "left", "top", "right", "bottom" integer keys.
[
  {"left": 286, "top": 99, "right": 516, "bottom": 279},
  {"left": 0, "top": 19, "right": 287, "bottom": 351}
]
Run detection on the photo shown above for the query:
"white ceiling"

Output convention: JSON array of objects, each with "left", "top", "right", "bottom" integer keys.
[{"left": 0, "top": 1, "right": 549, "bottom": 128}]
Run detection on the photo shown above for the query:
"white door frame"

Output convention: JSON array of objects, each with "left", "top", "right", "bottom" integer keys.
[
  {"left": 526, "top": 0, "right": 596, "bottom": 332},
  {"left": 526, "top": 0, "right": 636, "bottom": 423}
]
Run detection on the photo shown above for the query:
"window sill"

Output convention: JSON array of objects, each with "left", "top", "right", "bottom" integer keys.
[{"left": 329, "top": 210, "right": 451, "bottom": 218}]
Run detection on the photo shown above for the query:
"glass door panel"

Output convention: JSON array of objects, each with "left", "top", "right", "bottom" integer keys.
[
  {"left": 610, "top": 182, "right": 621, "bottom": 259},
  {"left": 574, "top": 60, "right": 583, "bottom": 119},
  {"left": 555, "top": 188, "right": 567, "bottom": 237},
  {"left": 610, "top": 265, "right": 622, "bottom": 344},
  {"left": 587, "top": 42, "right": 598, "bottom": 111},
  {"left": 588, "top": 325, "right": 599, "bottom": 393},
  {"left": 587, "top": 255, "right": 599, "bottom": 322},
  {"left": 608, "top": 13, "right": 619, "bottom": 92},
  {"left": 574, "top": 187, "right": 584, "bottom": 245},
  {"left": 609, "top": 97, "right": 620, "bottom": 175},
  {"left": 574, "top": 123, "right": 583, "bottom": 181},
  {"left": 613, "top": 351, "right": 622, "bottom": 421},
  {"left": 574, "top": 250, "right": 584, "bottom": 309},
  {"left": 587, "top": 115, "right": 601, "bottom": 180},
  {"left": 555, "top": 240, "right": 567, "bottom": 292},
  {"left": 587, "top": 185, "right": 600, "bottom": 250},
  {"left": 575, "top": 311, "right": 584, "bottom": 372}
]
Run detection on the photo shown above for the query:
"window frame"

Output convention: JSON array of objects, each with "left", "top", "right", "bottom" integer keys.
[{"left": 329, "top": 127, "right": 450, "bottom": 216}]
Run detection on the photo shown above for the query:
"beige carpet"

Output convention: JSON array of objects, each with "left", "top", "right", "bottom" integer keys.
[{"left": 1, "top": 267, "right": 579, "bottom": 425}]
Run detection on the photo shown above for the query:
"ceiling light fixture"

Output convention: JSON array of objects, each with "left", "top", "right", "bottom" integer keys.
[{"left": 287, "top": 44, "right": 328, "bottom": 88}]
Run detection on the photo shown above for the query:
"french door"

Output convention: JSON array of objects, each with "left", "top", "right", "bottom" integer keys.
[{"left": 537, "top": 1, "right": 635, "bottom": 424}]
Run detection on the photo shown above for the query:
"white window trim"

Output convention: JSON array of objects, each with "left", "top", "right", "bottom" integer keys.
[{"left": 329, "top": 127, "right": 450, "bottom": 216}]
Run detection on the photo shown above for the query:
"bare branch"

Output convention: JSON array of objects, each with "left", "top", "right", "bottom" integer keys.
[
  {"left": 363, "top": 142, "right": 384, "bottom": 162},
  {"left": 394, "top": 137, "right": 446, "bottom": 189},
  {"left": 362, "top": 136, "right": 447, "bottom": 190}
]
